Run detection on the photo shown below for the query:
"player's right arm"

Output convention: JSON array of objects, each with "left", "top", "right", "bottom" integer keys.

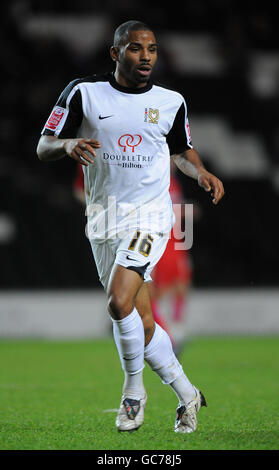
[
  {"left": 37, "top": 135, "right": 101, "bottom": 166},
  {"left": 37, "top": 78, "right": 101, "bottom": 166},
  {"left": 167, "top": 96, "right": 224, "bottom": 205}
]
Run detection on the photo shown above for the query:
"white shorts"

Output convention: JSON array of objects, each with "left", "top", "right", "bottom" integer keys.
[{"left": 90, "top": 230, "right": 169, "bottom": 292}]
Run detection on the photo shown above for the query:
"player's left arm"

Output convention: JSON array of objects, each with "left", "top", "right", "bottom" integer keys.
[{"left": 171, "top": 148, "right": 225, "bottom": 205}]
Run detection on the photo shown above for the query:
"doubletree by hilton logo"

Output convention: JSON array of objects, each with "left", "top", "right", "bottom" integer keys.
[
  {"left": 118, "top": 134, "right": 142, "bottom": 152},
  {"left": 102, "top": 134, "right": 153, "bottom": 168}
]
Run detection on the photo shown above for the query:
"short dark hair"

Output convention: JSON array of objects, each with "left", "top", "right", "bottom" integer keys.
[{"left": 113, "top": 20, "right": 152, "bottom": 47}]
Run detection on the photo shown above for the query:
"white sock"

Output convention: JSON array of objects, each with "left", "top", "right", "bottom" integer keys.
[
  {"left": 112, "top": 308, "right": 145, "bottom": 400},
  {"left": 169, "top": 375, "right": 196, "bottom": 406},
  {"left": 144, "top": 323, "right": 196, "bottom": 405}
]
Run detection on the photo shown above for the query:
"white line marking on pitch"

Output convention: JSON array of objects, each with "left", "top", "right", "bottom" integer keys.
[{"left": 103, "top": 408, "right": 119, "bottom": 413}]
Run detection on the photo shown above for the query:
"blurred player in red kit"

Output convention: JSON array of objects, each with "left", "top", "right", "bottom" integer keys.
[
  {"left": 149, "top": 160, "right": 198, "bottom": 353},
  {"left": 73, "top": 163, "right": 86, "bottom": 205}
]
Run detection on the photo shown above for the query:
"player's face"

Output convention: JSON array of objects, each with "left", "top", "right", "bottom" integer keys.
[{"left": 113, "top": 30, "right": 158, "bottom": 88}]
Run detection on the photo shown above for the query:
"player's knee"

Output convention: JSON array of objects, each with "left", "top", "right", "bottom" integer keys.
[{"left": 108, "top": 293, "right": 133, "bottom": 320}]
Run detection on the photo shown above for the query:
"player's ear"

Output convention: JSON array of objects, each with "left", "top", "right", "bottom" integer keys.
[{"left": 110, "top": 46, "right": 119, "bottom": 62}]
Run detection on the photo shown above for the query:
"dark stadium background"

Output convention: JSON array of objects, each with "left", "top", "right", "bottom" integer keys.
[{"left": 1, "top": 1, "right": 278, "bottom": 290}]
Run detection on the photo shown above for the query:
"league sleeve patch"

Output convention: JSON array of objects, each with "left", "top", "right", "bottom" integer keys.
[
  {"left": 186, "top": 118, "right": 193, "bottom": 147},
  {"left": 44, "top": 106, "right": 68, "bottom": 134},
  {"left": 186, "top": 119, "right": 191, "bottom": 140}
]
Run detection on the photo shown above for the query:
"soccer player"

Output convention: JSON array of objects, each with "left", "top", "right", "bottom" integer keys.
[{"left": 37, "top": 20, "right": 225, "bottom": 434}]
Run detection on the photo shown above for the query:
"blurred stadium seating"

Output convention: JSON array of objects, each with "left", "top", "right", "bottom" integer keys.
[{"left": 1, "top": 0, "right": 279, "bottom": 291}]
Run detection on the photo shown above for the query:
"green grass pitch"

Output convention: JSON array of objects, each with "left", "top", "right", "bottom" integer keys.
[{"left": 0, "top": 336, "right": 278, "bottom": 450}]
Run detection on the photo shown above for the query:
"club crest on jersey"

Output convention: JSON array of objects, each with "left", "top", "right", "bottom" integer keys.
[{"left": 144, "top": 108, "right": 159, "bottom": 124}]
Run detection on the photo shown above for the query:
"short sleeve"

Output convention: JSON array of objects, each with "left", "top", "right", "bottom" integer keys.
[
  {"left": 41, "top": 79, "right": 83, "bottom": 138},
  {"left": 166, "top": 100, "right": 193, "bottom": 155}
]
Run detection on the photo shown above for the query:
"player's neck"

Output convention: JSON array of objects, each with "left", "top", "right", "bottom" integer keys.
[{"left": 114, "top": 70, "right": 148, "bottom": 89}]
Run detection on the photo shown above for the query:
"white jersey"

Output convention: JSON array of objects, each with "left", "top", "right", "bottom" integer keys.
[{"left": 42, "top": 73, "right": 193, "bottom": 241}]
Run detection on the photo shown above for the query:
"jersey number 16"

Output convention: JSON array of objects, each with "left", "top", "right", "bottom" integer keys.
[{"left": 128, "top": 231, "right": 154, "bottom": 257}]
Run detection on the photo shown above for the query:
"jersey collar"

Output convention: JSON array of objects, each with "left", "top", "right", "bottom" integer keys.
[{"left": 109, "top": 73, "right": 153, "bottom": 94}]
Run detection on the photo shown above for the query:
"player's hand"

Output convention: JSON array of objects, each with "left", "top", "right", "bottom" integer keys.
[
  {"left": 197, "top": 168, "right": 225, "bottom": 205},
  {"left": 63, "top": 138, "right": 101, "bottom": 166}
]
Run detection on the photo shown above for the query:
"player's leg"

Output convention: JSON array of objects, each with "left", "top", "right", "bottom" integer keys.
[
  {"left": 135, "top": 281, "right": 207, "bottom": 433},
  {"left": 90, "top": 238, "right": 147, "bottom": 431},
  {"left": 135, "top": 282, "right": 155, "bottom": 346},
  {"left": 107, "top": 263, "right": 147, "bottom": 432},
  {"left": 108, "top": 263, "right": 143, "bottom": 320},
  {"left": 107, "top": 230, "right": 170, "bottom": 431},
  {"left": 136, "top": 282, "right": 194, "bottom": 395}
]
